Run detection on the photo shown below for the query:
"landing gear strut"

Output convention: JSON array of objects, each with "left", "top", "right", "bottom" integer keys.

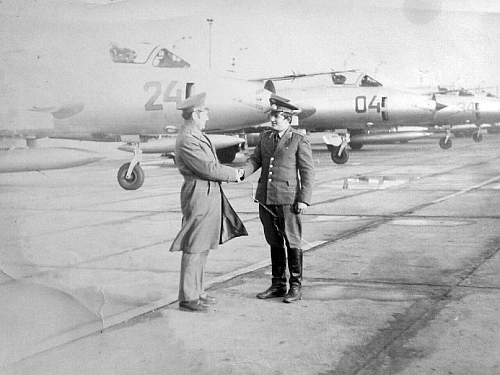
[
  {"left": 323, "top": 131, "right": 350, "bottom": 164},
  {"left": 439, "top": 136, "right": 452, "bottom": 149},
  {"left": 439, "top": 128, "right": 452, "bottom": 150},
  {"left": 117, "top": 145, "right": 145, "bottom": 190},
  {"left": 472, "top": 132, "right": 483, "bottom": 142}
]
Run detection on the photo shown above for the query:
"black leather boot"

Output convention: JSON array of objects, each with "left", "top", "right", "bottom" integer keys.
[
  {"left": 284, "top": 248, "right": 302, "bottom": 303},
  {"left": 257, "top": 285, "right": 287, "bottom": 299},
  {"left": 257, "top": 246, "right": 287, "bottom": 299}
]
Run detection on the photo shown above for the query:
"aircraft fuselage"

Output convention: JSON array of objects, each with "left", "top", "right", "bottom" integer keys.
[
  {"left": 269, "top": 72, "right": 438, "bottom": 132},
  {"left": 50, "top": 66, "right": 272, "bottom": 136},
  {"left": 433, "top": 94, "right": 500, "bottom": 125}
]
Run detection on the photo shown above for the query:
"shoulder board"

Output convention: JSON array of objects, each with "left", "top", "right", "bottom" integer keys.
[{"left": 290, "top": 128, "right": 307, "bottom": 137}]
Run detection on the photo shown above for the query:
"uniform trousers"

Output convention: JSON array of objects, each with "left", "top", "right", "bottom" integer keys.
[
  {"left": 178, "top": 250, "right": 209, "bottom": 302},
  {"left": 259, "top": 204, "right": 302, "bottom": 248},
  {"left": 259, "top": 204, "right": 303, "bottom": 288}
]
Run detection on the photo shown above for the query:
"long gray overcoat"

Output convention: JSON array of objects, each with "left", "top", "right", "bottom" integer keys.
[{"left": 169, "top": 122, "right": 240, "bottom": 254}]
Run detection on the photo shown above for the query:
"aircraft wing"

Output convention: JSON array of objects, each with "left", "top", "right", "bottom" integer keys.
[{"left": 28, "top": 102, "right": 86, "bottom": 120}]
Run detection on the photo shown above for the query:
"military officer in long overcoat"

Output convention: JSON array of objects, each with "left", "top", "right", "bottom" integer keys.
[
  {"left": 169, "top": 93, "right": 245, "bottom": 313},
  {"left": 241, "top": 96, "right": 315, "bottom": 303}
]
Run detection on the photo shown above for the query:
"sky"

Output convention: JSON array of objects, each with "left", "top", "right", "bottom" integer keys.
[{"left": 1, "top": 0, "right": 500, "bottom": 94}]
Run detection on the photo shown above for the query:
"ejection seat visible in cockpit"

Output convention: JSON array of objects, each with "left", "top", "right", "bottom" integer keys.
[
  {"left": 360, "top": 74, "right": 382, "bottom": 87},
  {"left": 152, "top": 49, "right": 190, "bottom": 68},
  {"left": 332, "top": 74, "right": 347, "bottom": 85}
]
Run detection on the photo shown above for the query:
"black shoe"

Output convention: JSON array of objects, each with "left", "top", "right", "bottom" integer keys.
[
  {"left": 179, "top": 300, "right": 210, "bottom": 313},
  {"left": 283, "top": 288, "right": 302, "bottom": 303},
  {"left": 199, "top": 294, "right": 218, "bottom": 305},
  {"left": 257, "top": 286, "right": 287, "bottom": 299}
]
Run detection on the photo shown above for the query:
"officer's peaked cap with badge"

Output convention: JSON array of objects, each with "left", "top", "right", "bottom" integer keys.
[
  {"left": 177, "top": 92, "right": 208, "bottom": 118},
  {"left": 269, "top": 94, "right": 300, "bottom": 115}
]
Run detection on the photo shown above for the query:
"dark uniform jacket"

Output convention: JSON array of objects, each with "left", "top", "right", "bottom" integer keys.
[
  {"left": 169, "top": 123, "right": 241, "bottom": 254},
  {"left": 242, "top": 127, "right": 315, "bottom": 205}
]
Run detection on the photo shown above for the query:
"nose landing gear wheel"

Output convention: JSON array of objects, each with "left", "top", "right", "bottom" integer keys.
[
  {"left": 330, "top": 146, "right": 349, "bottom": 164},
  {"left": 472, "top": 133, "right": 483, "bottom": 142},
  {"left": 439, "top": 137, "right": 452, "bottom": 150},
  {"left": 117, "top": 162, "right": 145, "bottom": 190},
  {"left": 349, "top": 142, "right": 363, "bottom": 151},
  {"left": 216, "top": 145, "right": 239, "bottom": 163}
]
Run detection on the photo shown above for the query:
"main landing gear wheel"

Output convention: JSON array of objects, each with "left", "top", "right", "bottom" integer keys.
[
  {"left": 472, "top": 133, "right": 483, "bottom": 142},
  {"left": 216, "top": 145, "right": 239, "bottom": 164},
  {"left": 329, "top": 146, "right": 349, "bottom": 164},
  {"left": 439, "top": 137, "right": 452, "bottom": 150},
  {"left": 117, "top": 162, "right": 145, "bottom": 190},
  {"left": 349, "top": 142, "right": 363, "bottom": 151}
]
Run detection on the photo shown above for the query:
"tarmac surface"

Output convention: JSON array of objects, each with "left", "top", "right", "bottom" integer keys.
[{"left": 1, "top": 134, "right": 499, "bottom": 374}]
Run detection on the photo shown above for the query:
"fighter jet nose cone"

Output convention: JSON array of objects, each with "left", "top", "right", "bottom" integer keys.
[{"left": 436, "top": 102, "right": 447, "bottom": 111}]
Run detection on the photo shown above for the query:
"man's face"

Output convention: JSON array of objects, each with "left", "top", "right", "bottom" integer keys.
[
  {"left": 193, "top": 110, "right": 209, "bottom": 130},
  {"left": 270, "top": 111, "right": 290, "bottom": 132}
]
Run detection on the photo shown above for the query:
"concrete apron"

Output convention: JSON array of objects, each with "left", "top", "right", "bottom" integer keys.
[
  {"left": 2, "top": 139, "right": 500, "bottom": 373},
  {"left": 8, "top": 208, "right": 498, "bottom": 375}
]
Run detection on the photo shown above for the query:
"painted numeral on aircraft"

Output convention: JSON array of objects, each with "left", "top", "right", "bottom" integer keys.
[
  {"left": 144, "top": 81, "right": 163, "bottom": 111},
  {"left": 163, "top": 81, "right": 182, "bottom": 104},
  {"left": 368, "top": 96, "right": 381, "bottom": 112},
  {"left": 355, "top": 95, "right": 381, "bottom": 113},
  {"left": 144, "top": 81, "right": 192, "bottom": 111},
  {"left": 355, "top": 96, "right": 367, "bottom": 113},
  {"left": 457, "top": 102, "right": 477, "bottom": 113}
]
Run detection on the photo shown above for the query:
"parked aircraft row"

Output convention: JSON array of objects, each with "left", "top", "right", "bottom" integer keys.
[
  {"left": 257, "top": 70, "right": 500, "bottom": 161},
  {"left": 1, "top": 42, "right": 499, "bottom": 190},
  {"left": 408, "top": 85, "right": 500, "bottom": 149}
]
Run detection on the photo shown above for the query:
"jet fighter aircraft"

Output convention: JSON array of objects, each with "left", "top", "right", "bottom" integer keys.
[
  {"left": 408, "top": 85, "right": 500, "bottom": 149},
  {"left": 1, "top": 43, "right": 296, "bottom": 189},
  {"left": 252, "top": 70, "right": 442, "bottom": 164}
]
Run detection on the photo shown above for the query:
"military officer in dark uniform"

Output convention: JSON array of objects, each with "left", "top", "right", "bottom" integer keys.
[{"left": 241, "top": 96, "right": 315, "bottom": 303}]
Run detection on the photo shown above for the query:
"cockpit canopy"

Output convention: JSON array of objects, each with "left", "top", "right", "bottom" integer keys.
[
  {"left": 152, "top": 48, "right": 190, "bottom": 68},
  {"left": 437, "top": 85, "right": 475, "bottom": 96},
  {"left": 109, "top": 43, "right": 190, "bottom": 68},
  {"left": 331, "top": 71, "right": 382, "bottom": 87}
]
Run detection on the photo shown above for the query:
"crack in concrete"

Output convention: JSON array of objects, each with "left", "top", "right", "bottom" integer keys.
[
  {"left": 0, "top": 268, "right": 15, "bottom": 284},
  {"left": 97, "top": 286, "right": 106, "bottom": 332}
]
